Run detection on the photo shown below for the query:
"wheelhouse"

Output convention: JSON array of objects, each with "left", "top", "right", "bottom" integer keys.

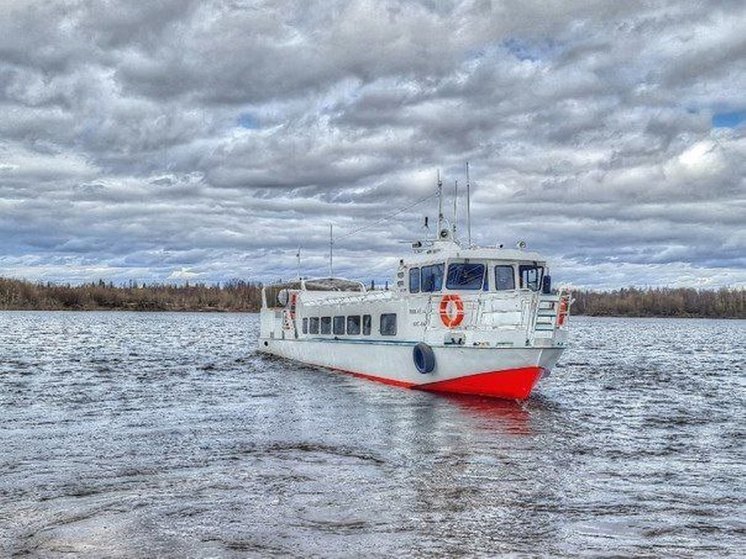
[{"left": 400, "top": 253, "right": 549, "bottom": 294}]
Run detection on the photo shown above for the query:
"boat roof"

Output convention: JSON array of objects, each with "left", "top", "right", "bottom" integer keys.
[
  {"left": 265, "top": 277, "right": 366, "bottom": 292},
  {"left": 403, "top": 242, "right": 545, "bottom": 265}
]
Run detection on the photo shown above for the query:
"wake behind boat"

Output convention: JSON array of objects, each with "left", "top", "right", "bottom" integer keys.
[{"left": 258, "top": 171, "right": 571, "bottom": 400}]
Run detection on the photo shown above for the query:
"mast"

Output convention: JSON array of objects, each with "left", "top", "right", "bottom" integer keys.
[
  {"left": 329, "top": 224, "right": 334, "bottom": 277},
  {"left": 296, "top": 246, "right": 301, "bottom": 280},
  {"left": 452, "top": 179, "right": 458, "bottom": 236},
  {"left": 437, "top": 170, "right": 444, "bottom": 234},
  {"left": 466, "top": 162, "right": 471, "bottom": 247}
]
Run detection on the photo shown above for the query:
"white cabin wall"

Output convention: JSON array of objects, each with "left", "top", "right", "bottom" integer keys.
[{"left": 260, "top": 308, "right": 281, "bottom": 338}]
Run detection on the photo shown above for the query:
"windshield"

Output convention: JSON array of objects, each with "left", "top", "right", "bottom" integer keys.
[{"left": 446, "top": 262, "right": 485, "bottom": 290}]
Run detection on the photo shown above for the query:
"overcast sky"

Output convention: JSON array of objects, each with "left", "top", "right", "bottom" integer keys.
[{"left": 1, "top": 0, "right": 744, "bottom": 289}]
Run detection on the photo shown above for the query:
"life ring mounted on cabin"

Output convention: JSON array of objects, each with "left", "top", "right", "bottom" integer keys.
[
  {"left": 557, "top": 297, "right": 568, "bottom": 327},
  {"left": 439, "top": 294, "right": 465, "bottom": 328}
]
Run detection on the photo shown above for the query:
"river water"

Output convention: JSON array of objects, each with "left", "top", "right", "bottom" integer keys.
[{"left": 0, "top": 312, "right": 743, "bottom": 557}]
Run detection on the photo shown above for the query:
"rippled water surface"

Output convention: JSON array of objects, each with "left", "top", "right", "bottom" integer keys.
[{"left": 1, "top": 312, "right": 744, "bottom": 557}]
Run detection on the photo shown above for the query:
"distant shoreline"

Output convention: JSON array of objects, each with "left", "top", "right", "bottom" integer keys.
[
  {"left": 1, "top": 277, "right": 743, "bottom": 319},
  {"left": 0, "top": 308, "right": 742, "bottom": 320}
]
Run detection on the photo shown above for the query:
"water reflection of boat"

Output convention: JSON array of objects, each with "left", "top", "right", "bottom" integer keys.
[
  {"left": 439, "top": 394, "right": 534, "bottom": 435},
  {"left": 258, "top": 171, "right": 571, "bottom": 400}
]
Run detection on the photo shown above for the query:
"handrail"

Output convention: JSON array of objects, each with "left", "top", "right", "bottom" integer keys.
[{"left": 301, "top": 290, "right": 391, "bottom": 307}]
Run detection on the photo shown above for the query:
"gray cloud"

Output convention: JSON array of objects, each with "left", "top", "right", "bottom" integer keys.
[{"left": 0, "top": 0, "right": 745, "bottom": 288}]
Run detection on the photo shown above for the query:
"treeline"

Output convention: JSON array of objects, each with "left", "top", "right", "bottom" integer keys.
[
  {"left": 0, "top": 277, "right": 743, "bottom": 318},
  {"left": 0, "top": 277, "right": 263, "bottom": 312},
  {"left": 571, "top": 287, "right": 744, "bottom": 319}
]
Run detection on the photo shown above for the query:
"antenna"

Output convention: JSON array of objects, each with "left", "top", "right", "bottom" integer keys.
[
  {"left": 452, "top": 179, "right": 458, "bottom": 235},
  {"left": 329, "top": 224, "right": 334, "bottom": 277},
  {"left": 296, "top": 246, "right": 301, "bottom": 280},
  {"left": 436, "top": 170, "right": 444, "bottom": 234},
  {"left": 466, "top": 162, "right": 472, "bottom": 247}
]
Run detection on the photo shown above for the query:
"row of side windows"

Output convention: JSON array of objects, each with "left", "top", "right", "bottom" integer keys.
[
  {"left": 302, "top": 314, "right": 397, "bottom": 336},
  {"left": 409, "top": 264, "right": 540, "bottom": 292}
]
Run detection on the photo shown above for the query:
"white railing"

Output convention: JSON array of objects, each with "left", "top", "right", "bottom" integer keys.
[{"left": 301, "top": 290, "right": 392, "bottom": 307}]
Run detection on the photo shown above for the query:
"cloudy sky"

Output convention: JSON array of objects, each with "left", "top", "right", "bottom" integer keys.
[{"left": 1, "top": 0, "right": 744, "bottom": 289}]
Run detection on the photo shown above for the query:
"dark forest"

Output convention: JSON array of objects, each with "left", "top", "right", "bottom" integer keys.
[{"left": 0, "top": 277, "right": 743, "bottom": 318}]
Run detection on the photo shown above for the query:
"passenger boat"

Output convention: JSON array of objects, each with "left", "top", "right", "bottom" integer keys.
[{"left": 258, "top": 174, "right": 571, "bottom": 400}]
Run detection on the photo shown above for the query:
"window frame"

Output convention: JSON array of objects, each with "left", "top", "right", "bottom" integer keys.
[
  {"left": 346, "top": 315, "right": 361, "bottom": 335},
  {"left": 409, "top": 267, "right": 420, "bottom": 293},
  {"left": 333, "top": 316, "right": 345, "bottom": 335},
  {"left": 420, "top": 263, "right": 444, "bottom": 292},
  {"left": 309, "top": 317, "right": 319, "bottom": 334},
  {"left": 518, "top": 265, "right": 544, "bottom": 292},
  {"left": 380, "top": 313, "right": 397, "bottom": 336},
  {"left": 362, "top": 314, "right": 372, "bottom": 335},
  {"left": 302, "top": 317, "right": 308, "bottom": 334},
  {"left": 320, "top": 316, "right": 332, "bottom": 335},
  {"left": 494, "top": 265, "right": 516, "bottom": 291}
]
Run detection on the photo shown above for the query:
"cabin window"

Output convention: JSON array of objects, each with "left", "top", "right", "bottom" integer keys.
[
  {"left": 347, "top": 315, "right": 361, "bottom": 335},
  {"left": 446, "top": 262, "right": 485, "bottom": 290},
  {"left": 495, "top": 265, "right": 515, "bottom": 291},
  {"left": 302, "top": 318, "right": 308, "bottom": 334},
  {"left": 380, "top": 313, "right": 397, "bottom": 336},
  {"left": 421, "top": 263, "right": 444, "bottom": 292},
  {"left": 320, "top": 316, "right": 331, "bottom": 335},
  {"left": 409, "top": 267, "right": 420, "bottom": 293},
  {"left": 333, "top": 316, "right": 345, "bottom": 335},
  {"left": 519, "top": 265, "right": 544, "bottom": 291},
  {"left": 362, "top": 314, "right": 372, "bottom": 335},
  {"left": 309, "top": 317, "right": 319, "bottom": 334}
]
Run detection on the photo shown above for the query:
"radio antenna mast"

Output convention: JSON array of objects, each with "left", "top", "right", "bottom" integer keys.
[
  {"left": 329, "top": 224, "right": 334, "bottom": 278},
  {"left": 437, "top": 170, "right": 444, "bottom": 234},
  {"left": 466, "top": 162, "right": 472, "bottom": 247},
  {"left": 452, "top": 179, "right": 458, "bottom": 236},
  {"left": 296, "top": 246, "right": 301, "bottom": 280}
]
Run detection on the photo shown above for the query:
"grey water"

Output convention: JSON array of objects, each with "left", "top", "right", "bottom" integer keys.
[{"left": 0, "top": 312, "right": 743, "bottom": 558}]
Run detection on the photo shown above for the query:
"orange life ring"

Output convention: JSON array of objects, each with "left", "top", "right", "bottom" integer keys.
[
  {"left": 557, "top": 298, "right": 568, "bottom": 326},
  {"left": 439, "top": 294, "right": 464, "bottom": 328}
]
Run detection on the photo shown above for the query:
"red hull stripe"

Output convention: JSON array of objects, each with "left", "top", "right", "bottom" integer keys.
[
  {"left": 415, "top": 366, "right": 544, "bottom": 400},
  {"left": 327, "top": 365, "right": 544, "bottom": 400}
]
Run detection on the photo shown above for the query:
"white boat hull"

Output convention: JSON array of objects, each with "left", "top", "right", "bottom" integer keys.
[
  {"left": 258, "top": 338, "right": 563, "bottom": 400},
  {"left": 258, "top": 242, "right": 572, "bottom": 400}
]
